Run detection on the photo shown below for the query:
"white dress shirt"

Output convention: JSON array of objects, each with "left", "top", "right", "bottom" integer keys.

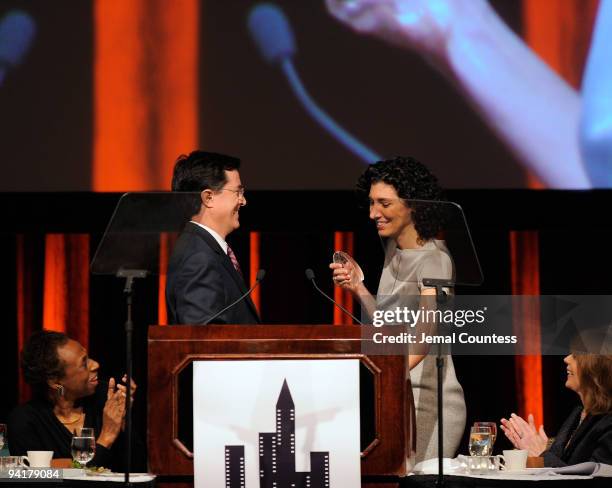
[{"left": 190, "top": 221, "right": 228, "bottom": 254}]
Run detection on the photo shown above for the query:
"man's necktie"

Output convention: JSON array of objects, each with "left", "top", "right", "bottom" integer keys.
[{"left": 226, "top": 245, "right": 243, "bottom": 276}]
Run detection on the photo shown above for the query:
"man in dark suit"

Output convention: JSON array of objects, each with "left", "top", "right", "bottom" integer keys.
[{"left": 166, "top": 151, "right": 260, "bottom": 325}]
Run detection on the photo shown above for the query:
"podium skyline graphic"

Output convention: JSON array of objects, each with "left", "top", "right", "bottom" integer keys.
[{"left": 225, "top": 379, "right": 331, "bottom": 488}]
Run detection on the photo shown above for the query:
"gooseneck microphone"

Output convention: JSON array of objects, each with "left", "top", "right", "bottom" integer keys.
[
  {"left": 0, "top": 10, "right": 36, "bottom": 86},
  {"left": 202, "top": 269, "right": 266, "bottom": 325},
  {"left": 247, "top": 4, "right": 381, "bottom": 165},
  {"left": 305, "top": 268, "right": 363, "bottom": 325}
]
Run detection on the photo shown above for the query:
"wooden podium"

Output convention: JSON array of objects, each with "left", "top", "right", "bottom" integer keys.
[{"left": 148, "top": 325, "right": 416, "bottom": 488}]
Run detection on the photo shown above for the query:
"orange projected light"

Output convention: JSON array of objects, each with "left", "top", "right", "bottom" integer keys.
[
  {"left": 93, "top": 0, "right": 199, "bottom": 190},
  {"left": 43, "top": 235, "right": 69, "bottom": 334},
  {"left": 250, "top": 232, "right": 261, "bottom": 315},
  {"left": 509, "top": 230, "right": 543, "bottom": 427},
  {"left": 43, "top": 234, "right": 90, "bottom": 347},
  {"left": 158, "top": 233, "right": 171, "bottom": 326},
  {"left": 522, "top": 0, "right": 598, "bottom": 188},
  {"left": 523, "top": 0, "right": 599, "bottom": 89}
]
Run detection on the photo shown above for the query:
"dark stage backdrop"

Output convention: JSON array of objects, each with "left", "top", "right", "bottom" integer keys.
[{"left": 1, "top": 189, "right": 611, "bottom": 458}]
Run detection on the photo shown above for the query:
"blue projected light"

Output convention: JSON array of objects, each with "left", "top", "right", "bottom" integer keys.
[
  {"left": 0, "top": 10, "right": 36, "bottom": 86},
  {"left": 580, "top": 0, "right": 612, "bottom": 188}
]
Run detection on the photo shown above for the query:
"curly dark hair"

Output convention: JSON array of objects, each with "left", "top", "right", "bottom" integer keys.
[
  {"left": 171, "top": 150, "right": 241, "bottom": 217},
  {"left": 21, "top": 330, "right": 69, "bottom": 398},
  {"left": 356, "top": 156, "right": 446, "bottom": 240}
]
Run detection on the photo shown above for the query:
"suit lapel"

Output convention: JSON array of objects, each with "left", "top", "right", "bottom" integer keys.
[
  {"left": 563, "top": 410, "right": 597, "bottom": 457},
  {"left": 186, "top": 223, "right": 260, "bottom": 322}
]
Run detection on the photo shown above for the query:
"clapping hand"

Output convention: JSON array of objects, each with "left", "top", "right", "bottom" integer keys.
[
  {"left": 117, "top": 374, "right": 137, "bottom": 405},
  {"left": 500, "top": 413, "right": 548, "bottom": 457},
  {"left": 98, "top": 378, "right": 127, "bottom": 448}
]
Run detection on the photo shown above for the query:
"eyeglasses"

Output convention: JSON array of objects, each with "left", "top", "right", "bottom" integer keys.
[{"left": 220, "top": 187, "right": 246, "bottom": 198}]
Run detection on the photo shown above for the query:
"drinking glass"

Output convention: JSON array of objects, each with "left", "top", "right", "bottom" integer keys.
[
  {"left": 78, "top": 427, "right": 95, "bottom": 439},
  {"left": 0, "top": 424, "right": 6, "bottom": 451},
  {"left": 0, "top": 456, "right": 27, "bottom": 470},
  {"left": 332, "top": 251, "right": 365, "bottom": 283},
  {"left": 469, "top": 426, "right": 493, "bottom": 456},
  {"left": 71, "top": 436, "right": 95, "bottom": 466},
  {"left": 474, "top": 422, "right": 497, "bottom": 447}
]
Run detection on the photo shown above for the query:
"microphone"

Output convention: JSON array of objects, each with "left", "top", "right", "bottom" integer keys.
[
  {"left": 202, "top": 269, "right": 266, "bottom": 325},
  {"left": 305, "top": 268, "right": 363, "bottom": 325},
  {"left": 0, "top": 10, "right": 36, "bottom": 86},
  {"left": 247, "top": 4, "right": 381, "bottom": 165},
  {"left": 247, "top": 3, "right": 295, "bottom": 65}
]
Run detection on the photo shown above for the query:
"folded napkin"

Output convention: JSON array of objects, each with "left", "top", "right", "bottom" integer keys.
[{"left": 553, "top": 462, "right": 612, "bottom": 477}]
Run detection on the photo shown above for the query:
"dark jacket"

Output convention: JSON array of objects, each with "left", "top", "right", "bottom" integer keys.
[
  {"left": 543, "top": 406, "right": 612, "bottom": 467},
  {"left": 7, "top": 381, "right": 145, "bottom": 471},
  {"left": 165, "top": 223, "right": 260, "bottom": 325}
]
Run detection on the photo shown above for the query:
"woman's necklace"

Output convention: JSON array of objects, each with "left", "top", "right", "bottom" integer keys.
[{"left": 57, "top": 411, "right": 83, "bottom": 425}]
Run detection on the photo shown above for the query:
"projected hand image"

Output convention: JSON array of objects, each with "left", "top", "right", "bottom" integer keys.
[
  {"left": 326, "top": 0, "right": 489, "bottom": 62},
  {"left": 580, "top": 0, "right": 612, "bottom": 187},
  {"left": 326, "top": 0, "right": 612, "bottom": 188}
]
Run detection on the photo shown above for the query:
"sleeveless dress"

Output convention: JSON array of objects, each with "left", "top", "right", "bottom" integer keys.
[{"left": 376, "top": 239, "right": 466, "bottom": 463}]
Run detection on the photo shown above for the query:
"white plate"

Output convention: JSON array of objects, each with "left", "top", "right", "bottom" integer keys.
[
  {"left": 84, "top": 470, "right": 114, "bottom": 477},
  {"left": 85, "top": 471, "right": 151, "bottom": 477},
  {"left": 62, "top": 468, "right": 85, "bottom": 478}
]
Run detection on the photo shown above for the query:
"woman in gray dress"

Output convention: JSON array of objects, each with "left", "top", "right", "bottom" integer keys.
[{"left": 330, "top": 156, "right": 466, "bottom": 463}]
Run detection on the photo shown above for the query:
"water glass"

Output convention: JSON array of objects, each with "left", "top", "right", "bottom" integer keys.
[
  {"left": 466, "top": 455, "right": 501, "bottom": 474},
  {"left": 0, "top": 424, "right": 6, "bottom": 451},
  {"left": 469, "top": 426, "right": 493, "bottom": 457},
  {"left": 473, "top": 421, "right": 497, "bottom": 447},
  {"left": 0, "top": 456, "right": 27, "bottom": 471},
  {"left": 77, "top": 427, "right": 95, "bottom": 439},
  {"left": 71, "top": 436, "right": 95, "bottom": 466}
]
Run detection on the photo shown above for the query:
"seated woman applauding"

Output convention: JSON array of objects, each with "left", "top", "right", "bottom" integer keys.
[
  {"left": 501, "top": 353, "right": 612, "bottom": 467},
  {"left": 8, "top": 330, "right": 141, "bottom": 470}
]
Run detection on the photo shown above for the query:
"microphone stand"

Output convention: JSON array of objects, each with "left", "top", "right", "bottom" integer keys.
[
  {"left": 117, "top": 269, "right": 148, "bottom": 487},
  {"left": 305, "top": 269, "right": 364, "bottom": 325},
  {"left": 202, "top": 271, "right": 265, "bottom": 325},
  {"left": 422, "top": 278, "right": 455, "bottom": 488}
]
